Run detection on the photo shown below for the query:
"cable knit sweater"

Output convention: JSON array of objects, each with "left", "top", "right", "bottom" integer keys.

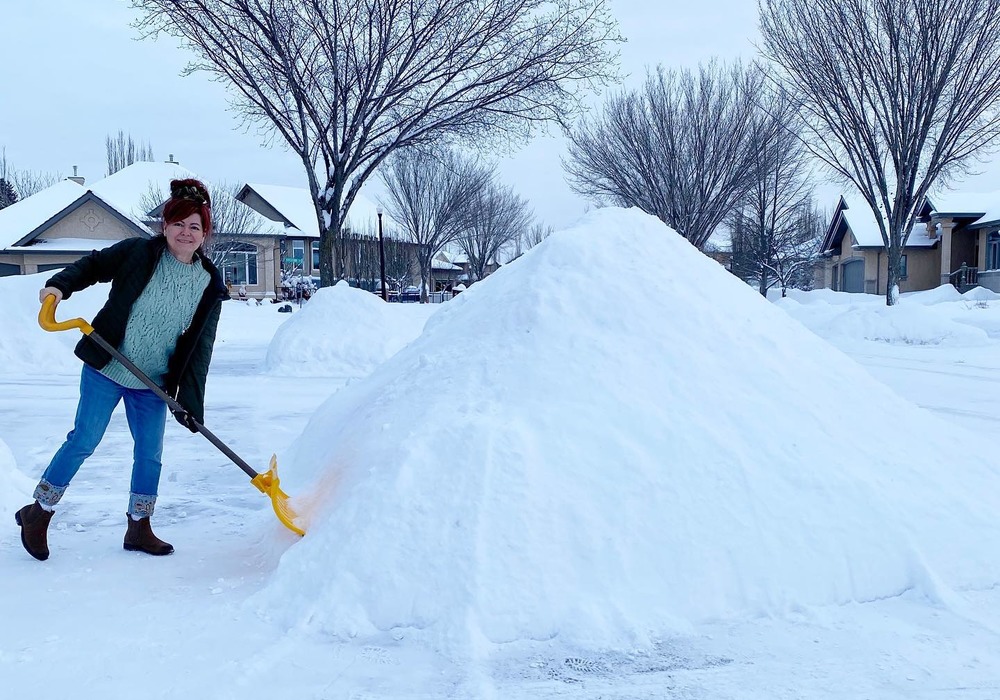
[{"left": 101, "top": 252, "right": 210, "bottom": 389}]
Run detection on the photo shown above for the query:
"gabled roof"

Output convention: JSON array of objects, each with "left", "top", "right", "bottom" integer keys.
[
  {"left": 238, "top": 183, "right": 393, "bottom": 238},
  {"left": 238, "top": 183, "right": 316, "bottom": 236},
  {"left": 922, "top": 190, "right": 1000, "bottom": 230},
  {"left": 821, "top": 196, "right": 937, "bottom": 254},
  {"left": 0, "top": 180, "right": 87, "bottom": 248},
  {"left": 0, "top": 181, "right": 155, "bottom": 250},
  {"left": 90, "top": 161, "right": 199, "bottom": 219}
]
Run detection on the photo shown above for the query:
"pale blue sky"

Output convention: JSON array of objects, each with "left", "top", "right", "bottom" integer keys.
[
  {"left": 0, "top": 0, "right": 764, "bottom": 229},
  {"left": 6, "top": 0, "right": 996, "bottom": 230}
]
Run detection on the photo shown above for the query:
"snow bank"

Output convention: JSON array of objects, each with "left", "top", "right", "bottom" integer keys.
[
  {"left": 0, "top": 272, "right": 109, "bottom": 374},
  {"left": 0, "top": 437, "right": 33, "bottom": 521},
  {"left": 254, "top": 208, "right": 1000, "bottom": 656},
  {"left": 903, "top": 284, "right": 966, "bottom": 305},
  {"left": 263, "top": 282, "right": 437, "bottom": 377},
  {"left": 776, "top": 287, "right": 1000, "bottom": 346},
  {"left": 779, "top": 287, "right": 869, "bottom": 305},
  {"left": 963, "top": 285, "right": 1000, "bottom": 302},
  {"left": 777, "top": 297, "right": 990, "bottom": 346}
]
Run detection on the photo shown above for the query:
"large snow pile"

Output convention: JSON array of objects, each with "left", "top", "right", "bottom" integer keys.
[
  {"left": 263, "top": 282, "right": 437, "bottom": 377},
  {"left": 0, "top": 272, "right": 109, "bottom": 373},
  {"left": 253, "top": 208, "right": 1000, "bottom": 656}
]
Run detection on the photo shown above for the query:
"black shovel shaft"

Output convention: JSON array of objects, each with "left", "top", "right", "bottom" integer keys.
[{"left": 86, "top": 331, "right": 261, "bottom": 480}]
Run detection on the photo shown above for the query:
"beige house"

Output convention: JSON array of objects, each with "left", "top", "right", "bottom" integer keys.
[
  {"left": 1, "top": 163, "right": 493, "bottom": 300},
  {"left": 818, "top": 197, "right": 949, "bottom": 294},
  {"left": 0, "top": 162, "right": 285, "bottom": 300},
  {"left": 236, "top": 183, "right": 429, "bottom": 291},
  {"left": 0, "top": 179, "right": 152, "bottom": 277},
  {"left": 916, "top": 191, "right": 1000, "bottom": 293}
]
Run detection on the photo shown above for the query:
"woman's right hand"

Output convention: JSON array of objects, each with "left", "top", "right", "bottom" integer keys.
[{"left": 39, "top": 286, "right": 63, "bottom": 305}]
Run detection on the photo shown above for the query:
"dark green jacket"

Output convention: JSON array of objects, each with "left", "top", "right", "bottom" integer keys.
[{"left": 46, "top": 236, "right": 229, "bottom": 423}]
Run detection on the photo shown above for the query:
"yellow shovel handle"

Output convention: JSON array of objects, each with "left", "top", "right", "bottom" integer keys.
[{"left": 38, "top": 294, "right": 94, "bottom": 335}]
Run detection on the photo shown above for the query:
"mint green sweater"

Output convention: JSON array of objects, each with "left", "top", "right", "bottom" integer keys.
[{"left": 102, "top": 251, "right": 210, "bottom": 389}]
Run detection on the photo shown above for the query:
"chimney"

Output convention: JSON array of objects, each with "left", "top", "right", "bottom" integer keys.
[
  {"left": 165, "top": 154, "right": 178, "bottom": 164},
  {"left": 67, "top": 165, "right": 85, "bottom": 186}
]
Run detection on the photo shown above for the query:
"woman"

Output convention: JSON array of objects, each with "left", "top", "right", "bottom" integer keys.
[{"left": 15, "top": 178, "right": 228, "bottom": 560}]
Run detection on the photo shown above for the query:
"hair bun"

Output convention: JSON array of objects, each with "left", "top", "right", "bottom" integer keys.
[{"left": 169, "top": 178, "right": 210, "bottom": 206}]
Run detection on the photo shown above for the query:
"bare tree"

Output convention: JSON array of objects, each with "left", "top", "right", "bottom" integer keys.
[
  {"left": 769, "top": 204, "right": 824, "bottom": 295},
  {"left": 106, "top": 130, "right": 155, "bottom": 176},
  {"left": 1, "top": 148, "right": 61, "bottom": 197},
  {"left": 731, "top": 202, "right": 822, "bottom": 297},
  {"left": 564, "top": 61, "right": 762, "bottom": 249},
  {"left": 509, "top": 221, "right": 553, "bottom": 259},
  {"left": 131, "top": 0, "right": 620, "bottom": 287},
  {"left": 760, "top": 0, "right": 1000, "bottom": 305},
  {"left": 728, "top": 88, "right": 814, "bottom": 295},
  {"left": 380, "top": 148, "right": 492, "bottom": 301},
  {"left": 13, "top": 171, "right": 61, "bottom": 198},
  {"left": 383, "top": 237, "right": 414, "bottom": 294},
  {"left": 457, "top": 180, "right": 533, "bottom": 281}
]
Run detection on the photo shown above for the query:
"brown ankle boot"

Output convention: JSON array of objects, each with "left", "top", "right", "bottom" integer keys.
[
  {"left": 15, "top": 501, "right": 54, "bottom": 561},
  {"left": 123, "top": 515, "right": 174, "bottom": 556}
]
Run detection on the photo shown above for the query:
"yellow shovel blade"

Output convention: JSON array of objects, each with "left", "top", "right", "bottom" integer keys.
[{"left": 251, "top": 454, "right": 305, "bottom": 536}]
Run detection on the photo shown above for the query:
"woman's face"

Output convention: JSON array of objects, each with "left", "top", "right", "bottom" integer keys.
[{"left": 164, "top": 212, "right": 206, "bottom": 263}]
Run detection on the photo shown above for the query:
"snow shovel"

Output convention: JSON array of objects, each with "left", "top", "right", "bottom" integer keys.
[{"left": 38, "top": 294, "right": 305, "bottom": 536}]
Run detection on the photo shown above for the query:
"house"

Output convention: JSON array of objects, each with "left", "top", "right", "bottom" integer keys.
[
  {"left": 916, "top": 191, "right": 1000, "bottom": 292},
  {"left": 236, "top": 183, "right": 426, "bottom": 290},
  {"left": 431, "top": 250, "right": 465, "bottom": 291},
  {"left": 817, "top": 193, "right": 1000, "bottom": 295},
  {"left": 1, "top": 162, "right": 471, "bottom": 300},
  {"left": 817, "top": 197, "right": 940, "bottom": 294},
  {"left": 235, "top": 183, "right": 322, "bottom": 279},
  {"left": 0, "top": 161, "right": 286, "bottom": 300},
  {"left": 0, "top": 178, "right": 157, "bottom": 277},
  {"left": 431, "top": 248, "right": 504, "bottom": 290}
]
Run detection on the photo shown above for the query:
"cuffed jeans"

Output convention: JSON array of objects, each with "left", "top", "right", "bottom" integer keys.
[{"left": 35, "top": 364, "right": 167, "bottom": 516}]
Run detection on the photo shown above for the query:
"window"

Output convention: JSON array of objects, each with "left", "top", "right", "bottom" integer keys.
[
  {"left": 312, "top": 241, "right": 320, "bottom": 271},
  {"left": 899, "top": 254, "right": 908, "bottom": 280},
  {"left": 989, "top": 232, "right": 1000, "bottom": 271},
  {"left": 291, "top": 240, "right": 305, "bottom": 270},
  {"left": 221, "top": 243, "right": 258, "bottom": 286}
]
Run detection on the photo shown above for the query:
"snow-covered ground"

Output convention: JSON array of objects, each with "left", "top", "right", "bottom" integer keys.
[{"left": 2, "top": 208, "right": 1000, "bottom": 699}]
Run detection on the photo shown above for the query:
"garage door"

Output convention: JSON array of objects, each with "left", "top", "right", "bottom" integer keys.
[
  {"left": 841, "top": 259, "right": 865, "bottom": 293},
  {"left": 0, "top": 262, "right": 18, "bottom": 277}
]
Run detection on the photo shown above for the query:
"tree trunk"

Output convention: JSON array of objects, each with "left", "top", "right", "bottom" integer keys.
[
  {"left": 318, "top": 179, "right": 345, "bottom": 286},
  {"left": 418, "top": 256, "right": 432, "bottom": 304},
  {"left": 886, "top": 241, "right": 902, "bottom": 306}
]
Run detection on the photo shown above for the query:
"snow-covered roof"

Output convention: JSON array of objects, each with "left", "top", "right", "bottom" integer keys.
[
  {"left": 902, "top": 223, "right": 938, "bottom": 247},
  {"left": 0, "top": 164, "right": 200, "bottom": 250},
  {"left": 90, "top": 161, "right": 199, "bottom": 219},
  {"left": 840, "top": 198, "right": 936, "bottom": 249},
  {"left": 243, "top": 183, "right": 318, "bottom": 237},
  {"left": 442, "top": 249, "right": 469, "bottom": 265},
  {"left": 95, "top": 162, "right": 286, "bottom": 237},
  {"left": 925, "top": 190, "right": 1000, "bottom": 227},
  {"left": 0, "top": 180, "right": 87, "bottom": 248},
  {"left": 243, "top": 183, "right": 392, "bottom": 238}
]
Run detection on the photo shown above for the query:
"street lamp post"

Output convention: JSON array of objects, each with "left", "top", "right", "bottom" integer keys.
[{"left": 376, "top": 206, "right": 388, "bottom": 301}]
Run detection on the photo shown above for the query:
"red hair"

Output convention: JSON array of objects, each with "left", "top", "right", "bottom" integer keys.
[{"left": 162, "top": 178, "right": 213, "bottom": 245}]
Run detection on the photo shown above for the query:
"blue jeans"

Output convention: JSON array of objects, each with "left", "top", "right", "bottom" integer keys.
[{"left": 37, "top": 365, "right": 167, "bottom": 512}]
